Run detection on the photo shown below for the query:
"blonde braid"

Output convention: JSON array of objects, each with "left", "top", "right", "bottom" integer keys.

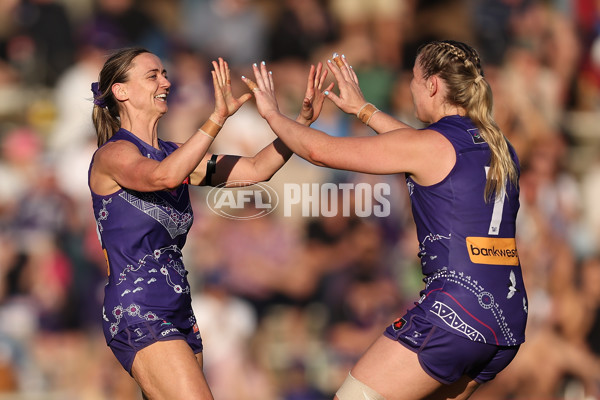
[{"left": 417, "top": 40, "right": 517, "bottom": 202}]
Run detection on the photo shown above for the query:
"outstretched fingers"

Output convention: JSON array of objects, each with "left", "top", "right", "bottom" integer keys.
[
  {"left": 212, "top": 57, "right": 252, "bottom": 118},
  {"left": 323, "top": 52, "right": 367, "bottom": 114},
  {"left": 212, "top": 57, "right": 236, "bottom": 91},
  {"left": 329, "top": 53, "right": 361, "bottom": 86},
  {"left": 329, "top": 53, "right": 349, "bottom": 81},
  {"left": 297, "top": 62, "right": 335, "bottom": 125},
  {"left": 307, "top": 64, "right": 316, "bottom": 91},
  {"left": 257, "top": 61, "right": 272, "bottom": 92},
  {"left": 242, "top": 61, "right": 280, "bottom": 119},
  {"left": 242, "top": 63, "right": 263, "bottom": 93},
  {"left": 346, "top": 61, "right": 359, "bottom": 85},
  {"left": 212, "top": 58, "right": 224, "bottom": 87},
  {"left": 223, "top": 58, "right": 232, "bottom": 87},
  {"left": 315, "top": 62, "right": 329, "bottom": 90},
  {"left": 332, "top": 52, "right": 345, "bottom": 69},
  {"left": 243, "top": 76, "right": 259, "bottom": 92},
  {"left": 246, "top": 61, "right": 273, "bottom": 95},
  {"left": 303, "top": 64, "right": 317, "bottom": 102}
]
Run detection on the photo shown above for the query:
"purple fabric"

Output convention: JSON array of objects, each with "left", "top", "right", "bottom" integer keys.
[
  {"left": 91, "top": 82, "right": 107, "bottom": 108},
  {"left": 89, "top": 128, "right": 196, "bottom": 346},
  {"left": 108, "top": 319, "right": 203, "bottom": 374},
  {"left": 405, "top": 115, "right": 527, "bottom": 346},
  {"left": 384, "top": 305, "right": 519, "bottom": 384}
]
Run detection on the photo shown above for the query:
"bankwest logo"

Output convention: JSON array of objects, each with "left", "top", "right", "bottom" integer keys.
[{"left": 466, "top": 237, "right": 519, "bottom": 266}]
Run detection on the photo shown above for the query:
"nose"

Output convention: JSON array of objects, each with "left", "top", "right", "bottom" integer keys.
[{"left": 160, "top": 75, "right": 171, "bottom": 89}]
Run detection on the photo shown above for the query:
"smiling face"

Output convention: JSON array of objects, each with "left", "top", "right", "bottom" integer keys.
[{"left": 113, "top": 52, "right": 171, "bottom": 119}]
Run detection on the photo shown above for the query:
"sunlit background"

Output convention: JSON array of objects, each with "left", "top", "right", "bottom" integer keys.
[{"left": 0, "top": 0, "right": 599, "bottom": 399}]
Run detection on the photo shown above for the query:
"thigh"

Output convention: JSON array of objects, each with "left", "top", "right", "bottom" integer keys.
[
  {"left": 349, "top": 335, "right": 444, "bottom": 400},
  {"left": 428, "top": 375, "right": 480, "bottom": 400},
  {"left": 132, "top": 339, "right": 213, "bottom": 400},
  {"left": 348, "top": 335, "right": 483, "bottom": 400}
]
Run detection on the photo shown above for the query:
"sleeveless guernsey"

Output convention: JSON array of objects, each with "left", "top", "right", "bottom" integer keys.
[
  {"left": 408, "top": 115, "right": 527, "bottom": 346},
  {"left": 89, "top": 129, "right": 196, "bottom": 344}
]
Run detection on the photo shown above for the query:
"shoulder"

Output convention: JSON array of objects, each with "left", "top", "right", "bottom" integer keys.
[
  {"left": 396, "top": 126, "right": 453, "bottom": 148},
  {"left": 96, "top": 139, "right": 141, "bottom": 157},
  {"left": 380, "top": 128, "right": 455, "bottom": 184},
  {"left": 429, "top": 116, "right": 488, "bottom": 148},
  {"left": 376, "top": 127, "right": 454, "bottom": 157},
  {"left": 427, "top": 115, "right": 474, "bottom": 133},
  {"left": 94, "top": 139, "right": 144, "bottom": 168}
]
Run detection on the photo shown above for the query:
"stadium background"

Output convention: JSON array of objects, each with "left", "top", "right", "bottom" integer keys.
[{"left": 0, "top": 0, "right": 599, "bottom": 398}]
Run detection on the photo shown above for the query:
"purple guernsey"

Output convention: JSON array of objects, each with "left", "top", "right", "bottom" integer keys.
[
  {"left": 408, "top": 115, "right": 527, "bottom": 346},
  {"left": 89, "top": 129, "right": 196, "bottom": 344}
]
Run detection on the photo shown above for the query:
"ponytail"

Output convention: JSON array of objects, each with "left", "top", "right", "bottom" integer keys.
[
  {"left": 92, "top": 105, "right": 121, "bottom": 147},
  {"left": 467, "top": 77, "right": 518, "bottom": 202},
  {"left": 417, "top": 40, "right": 517, "bottom": 202},
  {"left": 91, "top": 47, "right": 150, "bottom": 147}
]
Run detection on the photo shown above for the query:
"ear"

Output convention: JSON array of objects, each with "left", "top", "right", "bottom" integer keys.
[
  {"left": 112, "top": 83, "right": 128, "bottom": 101},
  {"left": 428, "top": 76, "right": 438, "bottom": 97}
]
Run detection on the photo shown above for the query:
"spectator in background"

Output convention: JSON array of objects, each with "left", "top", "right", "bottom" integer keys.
[
  {"left": 158, "top": 46, "right": 214, "bottom": 144},
  {"left": 268, "top": 0, "right": 338, "bottom": 62},
  {"left": 0, "top": 128, "right": 41, "bottom": 223},
  {"left": 178, "top": 0, "right": 268, "bottom": 67},
  {"left": 89, "top": 0, "right": 169, "bottom": 58},
  {"left": 581, "top": 255, "right": 600, "bottom": 358},
  {"left": 469, "top": 0, "right": 524, "bottom": 66},
  {"left": 191, "top": 272, "right": 276, "bottom": 400},
  {"left": 321, "top": 220, "right": 400, "bottom": 359},
  {"left": 328, "top": 0, "right": 406, "bottom": 68},
  {"left": 11, "top": 0, "right": 75, "bottom": 86},
  {"left": 48, "top": 22, "right": 122, "bottom": 209},
  {"left": 519, "top": 134, "right": 584, "bottom": 249}
]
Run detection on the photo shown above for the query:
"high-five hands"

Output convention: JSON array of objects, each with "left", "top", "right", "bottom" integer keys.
[
  {"left": 242, "top": 62, "right": 279, "bottom": 121},
  {"left": 297, "top": 62, "right": 334, "bottom": 126},
  {"left": 241, "top": 53, "right": 368, "bottom": 125},
  {"left": 243, "top": 61, "right": 334, "bottom": 126},
  {"left": 325, "top": 53, "right": 368, "bottom": 116},
  {"left": 211, "top": 57, "right": 253, "bottom": 124}
]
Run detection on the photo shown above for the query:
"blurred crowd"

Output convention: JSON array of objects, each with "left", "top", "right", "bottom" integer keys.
[{"left": 0, "top": 0, "right": 599, "bottom": 398}]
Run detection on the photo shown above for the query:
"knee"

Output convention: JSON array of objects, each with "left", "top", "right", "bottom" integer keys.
[{"left": 336, "top": 372, "right": 386, "bottom": 400}]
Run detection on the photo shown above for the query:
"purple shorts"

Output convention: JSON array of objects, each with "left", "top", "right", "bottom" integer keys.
[
  {"left": 383, "top": 306, "right": 519, "bottom": 384},
  {"left": 108, "top": 319, "right": 203, "bottom": 375}
]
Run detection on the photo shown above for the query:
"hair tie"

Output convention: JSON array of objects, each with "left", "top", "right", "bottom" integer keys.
[
  {"left": 474, "top": 75, "right": 484, "bottom": 84},
  {"left": 91, "top": 82, "right": 108, "bottom": 108}
]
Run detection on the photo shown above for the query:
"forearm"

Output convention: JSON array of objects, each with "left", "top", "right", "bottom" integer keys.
[
  {"left": 155, "top": 131, "right": 214, "bottom": 188},
  {"left": 366, "top": 109, "right": 413, "bottom": 133},
  {"left": 264, "top": 112, "right": 330, "bottom": 166},
  {"left": 154, "top": 117, "right": 222, "bottom": 188},
  {"left": 202, "top": 137, "right": 293, "bottom": 186},
  {"left": 355, "top": 103, "right": 413, "bottom": 134},
  {"left": 247, "top": 138, "right": 293, "bottom": 181}
]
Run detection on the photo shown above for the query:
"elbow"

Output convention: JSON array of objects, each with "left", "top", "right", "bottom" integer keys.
[
  {"left": 252, "top": 165, "right": 277, "bottom": 184},
  {"left": 259, "top": 173, "right": 275, "bottom": 183},
  {"left": 306, "top": 145, "right": 327, "bottom": 167},
  {"left": 165, "top": 181, "right": 182, "bottom": 191},
  {"left": 156, "top": 174, "right": 184, "bottom": 191}
]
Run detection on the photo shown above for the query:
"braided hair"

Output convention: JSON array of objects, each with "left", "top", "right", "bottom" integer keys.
[{"left": 417, "top": 40, "right": 517, "bottom": 202}]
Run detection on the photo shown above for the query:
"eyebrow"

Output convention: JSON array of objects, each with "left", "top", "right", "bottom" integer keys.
[{"left": 146, "top": 68, "right": 168, "bottom": 76}]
